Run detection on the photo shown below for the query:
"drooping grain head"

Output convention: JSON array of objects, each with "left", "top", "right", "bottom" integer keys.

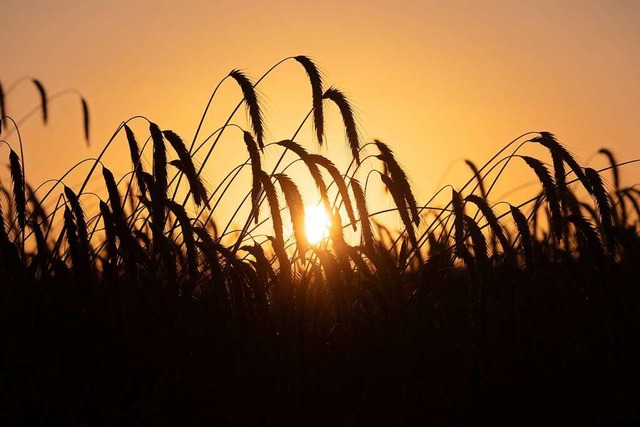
[
  {"left": 32, "top": 79, "right": 48, "bottom": 124},
  {"left": 63, "top": 206, "right": 80, "bottom": 269},
  {"left": 163, "top": 130, "right": 209, "bottom": 208},
  {"left": 0, "top": 82, "right": 6, "bottom": 133},
  {"left": 451, "top": 188, "right": 474, "bottom": 272},
  {"left": 81, "top": 98, "right": 90, "bottom": 145},
  {"left": 149, "top": 122, "right": 167, "bottom": 201},
  {"left": 323, "top": 87, "right": 360, "bottom": 165},
  {"left": 464, "top": 214, "right": 489, "bottom": 272},
  {"left": 585, "top": 167, "right": 615, "bottom": 255},
  {"left": 274, "top": 173, "right": 308, "bottom": 254},
  {"left": 585, "top": 167, "right": 612, "bottom": 229},
  {"left": 509, "top": 204, "right": 534, "bottom": 269},
  {"left": 149, "top": 122, "right": 168, "bottom": 249},
  {"left": 276, "top": 139, "right": 332, "bottom": 214},
  {"left": 294, "top": 56, "right": 324, "bottom": 146},
  {"left": 465, "top": 194, "right": 510, "bottom": 253},
  {"left": 381, "top": 173, "right": 417, "bottom": 248},
  {"left": 550, "top": 150, "right": 569, "bottom": 211},
  {"left": 102, "top": 166, "right": 123, "bottom": 221},
  {"left": 521, "top": 156, "right": 562, "bottom": 240},
  {"left": 532, "top": 131, "right": 590, "bottom": 192},
  {"left": 258, "top": 171, "right": 286, "bottom": 263},
  {"left": 308, "top": 154, "right": 357, "bottom": 230},
  {"left": 99, "top": 200, "right": 117, "bottom": 269},
  {"left": 123, "top": 124, "right": 147, "bottom": 196},
  {"left": 241, "top": 242, "right": 277, "bottom": 283},
  {"left": 566, "top": 213, "right": 605, "bottom": 264},
  {"left": 375, "top": 140, "right": 420, "bottom": 226},
  {"left": 229, "top": 70, "right": 264, "bottom": 149},
  {"left": 350, "top": 178, "right": 374, "bottom": 250},
  {"left": 166, "top": 200, "right": 198, "bottom": 282},
  {"left": 193, "top": 226, "right": 223, "bottom": 282},
  {"left": 9, "top": 150, "right": 25, "bottom": 229},
  {"left": 244, "top": 131, "right": 263, "bottom": 224},
  {"left": 64, "top": 186, "right": 90, "bottom": 255}
]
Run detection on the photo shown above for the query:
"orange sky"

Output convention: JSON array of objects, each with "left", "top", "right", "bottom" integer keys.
[{"left": 2, "top": 0, "right": 640, "bottom": 229}]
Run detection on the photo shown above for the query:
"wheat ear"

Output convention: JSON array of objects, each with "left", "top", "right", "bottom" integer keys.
[
  {"left": 274, "top": 173, "right": 308, "bottom": 254},
  {"left": 229, "top": 70, "right": 264, "bottom": 149},
  {"left": 294, "top": 56, "right": 324, "bottom": 145},
  {"left": 323, "top": 87, "right": 360, "bottom": 164},
  {"left": 32, "top": 79, "right": 48, "bottom": 124}
]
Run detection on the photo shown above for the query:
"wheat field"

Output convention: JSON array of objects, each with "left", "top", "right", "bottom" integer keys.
[{"left": 2, "top": 57, "right": 640, "bottom": 425}]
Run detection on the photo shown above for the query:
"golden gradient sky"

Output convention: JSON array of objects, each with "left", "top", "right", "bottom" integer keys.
[{"left": 2, "top": 0, "right": 640, "bottom": 227}]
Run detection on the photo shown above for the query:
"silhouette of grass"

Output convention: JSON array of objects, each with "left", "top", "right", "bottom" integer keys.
[{"left": 1, "top": 58, "right": 640, "bottom": 425}]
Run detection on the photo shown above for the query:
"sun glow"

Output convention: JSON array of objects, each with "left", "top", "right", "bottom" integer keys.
[{"left": 305, "top": 204, "right": 331, "bottom": 245}]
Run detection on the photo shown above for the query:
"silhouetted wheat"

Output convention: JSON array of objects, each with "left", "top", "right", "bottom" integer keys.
[
  {"left": 464, "top": 194, "right": 509, "bottom": 254},
  {"left": 274, "top": 173, "right": 307, "bottom": 254},
  {"left": 244, "top": 131, "right": 263, "bottom": 223},
  {"left": 81, "top": 97, "right": 90, "bottom": 144},
  {"left": 276, "top": 139, "right": 332, "bottom": 212},
  {"left": 533, "top": 131, "right": 590, "bottom": 191},
  {"left": 9, "top": 150, "right": 25, "bottom": 230},
  {"left": 451, "top": 188, "right": 475, "bottom": 272},
  {"left": 164, "top": 130, "right": 209, "bottom": 208},
  {"left": 509, "top": 203, "right": 534, "bottom": 269},
  {"left": 32, "top": 79, "right": 47, "bottom": 124},
  {"left": 323, "top": 87, "right": 360, "bottom": 164},
  {"left": 123, "top": 124, "right": 147, "bottom": 196},
  {"left": 0, "top": 82, "right": 6, "bottom": 133},
  {"left": 375, "top": 140, "right": 420, "bottom": 225},
  {"left": 1, "top": 60, "right": 640, "bottom": 426},
  {"left": 229, "top": 70, "right": 264, "bottom": 149},
  {"left": 350, "top": 178, "right": 374, "bottom": 249},
  {"left": 307, "top": 153, "right": 357, "bottom": 230},
  {"left": 294, "top": 56, "right": 324, "bottom": 145},
  {"left": 521, "top": 155, "right": 562, "bottom": 239}
]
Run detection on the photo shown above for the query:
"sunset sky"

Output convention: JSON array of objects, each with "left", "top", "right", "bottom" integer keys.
[{"left": 2, "top": 0, "right": 639, "bottom": 225}]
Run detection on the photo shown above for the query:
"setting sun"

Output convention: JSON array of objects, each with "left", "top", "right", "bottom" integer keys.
[{"left": 304, "top": 204, "right": 331, "bottom": 245}]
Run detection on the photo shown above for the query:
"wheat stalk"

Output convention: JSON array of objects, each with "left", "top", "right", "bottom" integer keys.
[
  {"left": 532, "top": 131, "right": 590, "bottom": 192},
  {"left": 32, "top": 79, "right": 47, "bottom": 124},
  {"left": 123, "top": 124, "right": 147, "bottom": 197},
  {"left": 308, "top": 154, "right": 357, "bottom": 230},
  {"left": 323, "top": 87, "right": 360, "bottom": 165},
  {"left": 9, "top": 150, "right": 25, "bottom": 230},
  {"left": 294, "top": 56, "right": 324, "bottom": 145},
  {"left": 521, "top": 156, "right": 562, "bottom": 240},
  {"left": 350, "top": 178, "right": 374, "bottom": 249},
  {"left": 464, "top": 194, "right": 510, "bottom": 254},
  {"left": 381, "top": 173, "right": 417, "bottom": 249},
  {"left": 229, "top": 70, "right": 264, "bottom": 149},
  {"left": 244, "top": 131, "right": 263, "bottom": 224},
  {"left": 375, "top": 140, "right": 420, "bottom": 226},
  {"left": 274, "top": 173, "right": 308, "bottom": 254},
  {"left": 163, "top": 130, "right": 209, "bottom": 208},
  {"left": 451, "top": 189, "right": 475, "bottom": 273},
  {"left": 509, "top": 204, "right": 534, "bottom": 269}
]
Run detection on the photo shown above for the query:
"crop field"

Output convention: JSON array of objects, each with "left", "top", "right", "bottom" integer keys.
[{"left": 2, "top": 57, "right": 640, "bottom": 425}]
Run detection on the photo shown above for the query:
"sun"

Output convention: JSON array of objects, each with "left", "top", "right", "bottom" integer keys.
[{"left": 305, "top": 204, "right": 331, "bottom": 245}]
